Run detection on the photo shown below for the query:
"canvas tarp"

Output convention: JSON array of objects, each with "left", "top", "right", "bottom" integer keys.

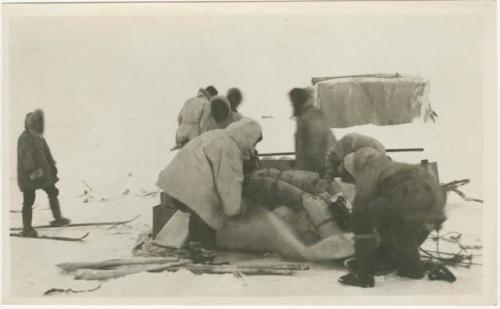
[
  {"left": 313, "top": 73, "right": 434, "bottom": 128},
  {"left": 216, "top": 169, "right": 355, "bottom": 261}
]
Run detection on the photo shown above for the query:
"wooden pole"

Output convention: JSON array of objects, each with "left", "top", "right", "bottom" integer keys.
[
  {"left": 257, "top": 148, "right": 424, "bottom": 157},
  {"left": 170, "top": 265, "right": 295, "bottom": 276},
  {"left": 57, "top": 257, "right": 179, "bottom": 272},
  {"left": 74, "top": 261, "right": 189, "bottom": 281}
]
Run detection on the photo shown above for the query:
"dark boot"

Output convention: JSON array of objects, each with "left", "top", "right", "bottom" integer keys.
[
  {"left": 22, "top": 206, "right": 38, "bottom": 237},
  {"left": 339, "top": 236, "right": 376, "bottom": 288},
  {"left": 395, "top": 228, "right": 425, "bottom": 279},
  {"left": 22, "top": 191, "right": 38, "bottom": 237},
  {"left": 188, "top": 212, "right": 217, "bottom": 264},
  {"left": 47, "top": 192, "right": 70, "bottom": 226},
  {"left": 188, "top": 241, "right": 216, "bottom": 264},
  {"left": 344, "top": 249, "right": 402, "bottom": 275}
]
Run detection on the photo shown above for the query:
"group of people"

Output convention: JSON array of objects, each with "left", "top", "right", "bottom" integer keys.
[
  {"left": 173, "top": 86, "right": 245, "bottom": 150},
  {"left": 16, "top": 84, "right": 447, "bottom": 289},
  {"left": 158, "top": 85, "right": 262, "bottom": 263},
  {"left": 158, "top": 85, "right": 447, "bottom": 289}
]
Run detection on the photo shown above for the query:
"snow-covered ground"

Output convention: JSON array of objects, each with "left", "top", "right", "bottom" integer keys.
[{"left": 6, "top": 115, "right": 486, "bottom": 301}]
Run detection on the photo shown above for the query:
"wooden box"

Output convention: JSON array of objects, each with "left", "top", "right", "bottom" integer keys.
[{"left": 152, "top": 192, "right": 178, "bottom": 238}]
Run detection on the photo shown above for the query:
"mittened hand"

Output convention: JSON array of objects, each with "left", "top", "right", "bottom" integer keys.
[
  {"left": 29, "top": 168, "right": 44, "bottom": 180},
  {"left": 338, "top": 272, "right": 375, "bottom": 288}
]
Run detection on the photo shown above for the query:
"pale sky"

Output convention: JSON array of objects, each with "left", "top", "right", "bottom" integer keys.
[
  {"left": 6, "top": 3, "right": 491, "bottom": 127},
  {"left": 4, "top": 2, "right": 495, "bottom": 195}
]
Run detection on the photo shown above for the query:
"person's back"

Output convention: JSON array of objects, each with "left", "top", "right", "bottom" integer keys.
[
  {"left": 203, "top": 95, "right": 242, "bottom": 132},
  {"left": 290, "top": 87, "right": 336, "bottom": 176},
  {"left": 338, "top": 147, "right": 446, "bottom": 288},
  {"left": 324, "top": 133, "right": 385, "bottom": 181},
  {"left": 175, "top": 86, "right": 218, "bottom": 149}
]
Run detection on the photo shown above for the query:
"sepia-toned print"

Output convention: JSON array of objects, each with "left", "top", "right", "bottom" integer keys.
[{"left": 2, "top": 1, "right": 496, "bottom": 306}]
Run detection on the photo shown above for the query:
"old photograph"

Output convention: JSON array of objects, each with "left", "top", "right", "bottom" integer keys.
[{"left": 1, "top": 1, "right": 497, "bottom": 306}]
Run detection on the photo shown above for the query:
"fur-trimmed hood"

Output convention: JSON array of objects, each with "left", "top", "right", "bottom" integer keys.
[
  {"left": 343, "top": 147, "right": 385, "bottom": 181},
  {"left": 25, "top": 109, "right": 44, "bottom": 135},
  {"left": 291, "top": 87, "right": 315, "bottom": 117},
  {"left": 198, "top": 88, "right": 212, "bottom": 100},
  {"left": 210, "top": 95, "right": 231, "bottom": 119}
]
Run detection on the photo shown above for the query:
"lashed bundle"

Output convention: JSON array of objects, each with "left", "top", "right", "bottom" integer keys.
[{"left": 243, "top": 168, "right": 342, "bottom": 212}]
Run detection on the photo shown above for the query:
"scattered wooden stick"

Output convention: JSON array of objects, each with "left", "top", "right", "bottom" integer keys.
[
  {"left": 57, "top": 256, "right": 179, "bottom": 272},
  {"left": 74, "top": 260, "right": 189, "bottom": 281},
  {"left": 442, "top": 179, "right": 470, "bottom": 191},
  {"left": 169, "top": 264, "right": 295, "bottom": 276},
  {"left": 451, "top": 189, "right": 483, "bottom": 204},
  {"left": 81, "top": 180, "right": 93, "bottom": 191},
  {"left": 43, "top": 284, "right": 102, "bottom": 296},
  {"left": 235, "top": 263, "right": 309, "bottom": 270}
]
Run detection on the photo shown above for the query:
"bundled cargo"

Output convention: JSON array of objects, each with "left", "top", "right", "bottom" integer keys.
[{"left": 216, "top": 169, "right": 354, "bottom": 261}]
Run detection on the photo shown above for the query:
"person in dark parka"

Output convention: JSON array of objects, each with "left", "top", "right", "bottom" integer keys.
[
  {"left": 227, "top": 87, "right": 243, "bottom": 114},
  {"left": 202, "top": 96, "right": 243, "bottom": 132},
  {"left": 17, "top": 109, "right": 70, "bottom": 237},
  {"left": 289, "top": 87, "right": 337, "bottom": 176}
]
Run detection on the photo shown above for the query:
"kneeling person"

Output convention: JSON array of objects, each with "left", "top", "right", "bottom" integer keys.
[{"left": 157, "top": 118, "right": 263, "bottom": 263}]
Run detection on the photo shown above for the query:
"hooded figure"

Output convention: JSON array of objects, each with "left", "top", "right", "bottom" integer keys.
[
  {"left": 174, "top": 86, "right": 218, "bottom": 149},
  {"left": 324, "top": 133, "right": 386, "bottom": 181},
  {"left": 202, "top": 96, "right": 243, "bottom": 132},
  {"left": 157, "top": 117, "right": 263, "bottom": 262},
  {"left": 338, "top": 147, "right": 447, "bottom": 288},
  {"left": 290, "top": 87, "right": 336, "bottom": 176},
  {"left": 227, "top": 87, "right": 243, "bottom": 113},
  {"left": 17, "top": 109, "right": 70, "bottom": 236},
  {"left": 17, "top": 110, "right": 57, "bottom": 191}
]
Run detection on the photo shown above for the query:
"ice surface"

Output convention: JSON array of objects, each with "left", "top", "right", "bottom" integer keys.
[{"left": 8, "top": 114, "right": 485, "bottom": 298}]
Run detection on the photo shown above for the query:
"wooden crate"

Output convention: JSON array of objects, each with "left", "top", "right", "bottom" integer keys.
[{"left": 152, "top": 192, "right": 178, "bottom": 238}]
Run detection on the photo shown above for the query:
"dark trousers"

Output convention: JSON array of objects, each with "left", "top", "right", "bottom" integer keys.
[
  {"left": 172, "top": 199, "right": 216, "bottom": 250},
  {"left": 22, "top": 184, "right": 62, "bottom": 229}
]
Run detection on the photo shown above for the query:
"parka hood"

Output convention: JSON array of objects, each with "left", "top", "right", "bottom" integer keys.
[
  {"left": 210, "top": 96, "right": 231, "bottom": 122},
  {"left": 25, "top": 109, "right": 44, "bottom": 135},
  {"left": 291, "top": 87, "right": 315, "bottom": 117},
  {"left": 225, "top": 117, "right": 262, "bottom": 154},
  {"left": 343, "top": 147, "right": 384, "bottom": 180}
]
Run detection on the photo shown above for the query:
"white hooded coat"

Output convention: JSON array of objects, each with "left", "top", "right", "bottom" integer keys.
[
  {"left": 157, "top": 118, "right": 262, "bottom": 230},
  {"left": 175, "top": 91, "right": 212, "bottom": 146}
]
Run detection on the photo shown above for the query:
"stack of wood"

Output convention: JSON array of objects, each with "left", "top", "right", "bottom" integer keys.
[{"left": 56, "top": 257, "right": 310, "bottom": 281}]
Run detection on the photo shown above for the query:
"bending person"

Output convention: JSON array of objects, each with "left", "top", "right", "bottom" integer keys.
[
  {"left": 337, "top": 147, "right": 446, "bottom": 288},
  {"left": 157, "top": 118, "right": 263, "bottom": 263},
  {"left": 174, "top": 86, "right": 218, "bottom": 149},
  {"left": 324, "top": 133, "right": 386, "bottom": 182}
]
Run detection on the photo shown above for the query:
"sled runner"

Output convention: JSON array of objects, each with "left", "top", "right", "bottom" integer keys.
[
  {"left": 10, "top": 232, "right": 89, "bottom": 242},
  {"left": 9, "top": 215, "right": 140, "bottom": 231}
]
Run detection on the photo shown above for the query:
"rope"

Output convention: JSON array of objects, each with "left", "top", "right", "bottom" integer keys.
[
  {"left": 419, "top": 231, "right": 478, "bottom": 268},
  {"left": 271, "top": 170, "right": 285, "bottom": 208}
]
